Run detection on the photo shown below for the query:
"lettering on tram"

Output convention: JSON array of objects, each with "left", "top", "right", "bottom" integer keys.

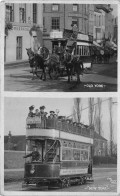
[{"left": 23, "top": 105, "right": 94, "bottom": 189}]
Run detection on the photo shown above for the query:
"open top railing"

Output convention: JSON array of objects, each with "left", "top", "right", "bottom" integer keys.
[{"left": 26, "top": 117, "right": 93, "bottom": 138}]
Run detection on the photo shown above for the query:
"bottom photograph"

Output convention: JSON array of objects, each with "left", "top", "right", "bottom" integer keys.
[{"left": 4, "top": 97, "right": 117, "bottom": 193}]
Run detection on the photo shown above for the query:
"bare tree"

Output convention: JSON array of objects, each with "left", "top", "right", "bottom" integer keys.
[
  {"left": 93, "top": 98, "right": 102, "bottom": 136},
  {"left": 109, "top": 97, "right": 113, "bottom": 156},
  {"left": 97, "top": 98, "right": 102, "bottom": 135},
  {"left": 72, "top": 106, "right": 77, "bottom": 122},
  {"left": 88, "top": 98, "right": 94, "bottom": 125},
  {"left": 73, "top": 98, "right": 82, "bottom": 123}
]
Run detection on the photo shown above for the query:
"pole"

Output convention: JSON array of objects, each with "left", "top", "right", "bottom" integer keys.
[{"left": 109, "top": 98, "right": 113, "bottom": 156}]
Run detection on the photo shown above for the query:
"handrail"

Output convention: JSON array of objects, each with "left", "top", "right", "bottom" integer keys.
[
  {"left": 43, "top": 140, "right": 57, "bottom": 161},
  {"left": 26, "top": 117, "right": 93, "bottom": 138}
]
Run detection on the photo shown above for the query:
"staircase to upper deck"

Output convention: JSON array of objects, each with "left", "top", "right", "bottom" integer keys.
[{"left": 45, "top": 141, "right": 58, "bottom": 162}]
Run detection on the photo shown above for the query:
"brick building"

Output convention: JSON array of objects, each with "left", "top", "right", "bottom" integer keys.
[
  {"left": 43, "top": 4, "right": 94, "bottom": 52},
  {"left": 93, "top": 131, "right": 107, "bottom": 156}
]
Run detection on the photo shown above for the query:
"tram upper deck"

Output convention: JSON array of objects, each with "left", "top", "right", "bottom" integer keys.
[{"left": 26, "top": 116, "right": 93, "bottom": 144}]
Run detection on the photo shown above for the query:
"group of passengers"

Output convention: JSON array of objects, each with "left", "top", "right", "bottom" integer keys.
[
  {"left": 28, "top": 105, "right": 89, "bottom": 130},
  {"left": 28, "top": 105, "right": 58, "bottom": 119}
]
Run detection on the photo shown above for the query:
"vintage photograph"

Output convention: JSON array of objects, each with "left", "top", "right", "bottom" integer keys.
[
  {"left": 3, "top": 97, "right": 117, "bottom": 193},
  {"left": 4, "top": 3, "right": 117, "bottom": 92}
]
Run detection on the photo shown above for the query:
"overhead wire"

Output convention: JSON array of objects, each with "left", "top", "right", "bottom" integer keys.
[{"left": 66, "top": 98, "right": 110, "bottom": 119}]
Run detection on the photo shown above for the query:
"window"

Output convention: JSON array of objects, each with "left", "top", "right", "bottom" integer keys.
[
  {"left": 33, "top": 4, "right": 37, "bottom": 23},
  {"left": 72, "top": 18, "right": 78, "bottom": 28},
  {"left": 6, "top": 4, "right": 14, "bottom": 22},
  {"left": 51, "top": 17, "right": 60, "bottom": 30},
  {"left": 52, "top": 4, "right": 59, "bottom": 11},
  {"left": 16, "top": 37, "right": 22, "bottom": 60},
  {"left": 73, "top": 4, "right": 78, "bottom": 12},
  {"left": 19, "top": 4, "right": 26, "bottom": 23},
  {"left": 99, "top": 15, "right": 101, "bottom": 26}
]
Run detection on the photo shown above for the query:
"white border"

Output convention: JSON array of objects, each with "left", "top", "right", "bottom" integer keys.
[{"left": 0, "top": 0, "right": 120, "bottom": 196}]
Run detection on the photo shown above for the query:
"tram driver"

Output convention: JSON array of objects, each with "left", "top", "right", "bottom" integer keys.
[{"left": 23, "top": 145, "right": 41, "bottom": 162}]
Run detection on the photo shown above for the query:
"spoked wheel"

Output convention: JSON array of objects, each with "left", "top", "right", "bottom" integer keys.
[{"left": 59, "top": 178, "right": 71, "bottom": 189}]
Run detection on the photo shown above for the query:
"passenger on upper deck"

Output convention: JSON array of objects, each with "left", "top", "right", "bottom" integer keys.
[
  {"left": 35, "top": 109, "right": 39, "bottom": 116},
  {"left": 73, "top": 122, "right": 77, "bottom": 127},
  {"left": 28, "top": 105, "right": 35, "bottom": 117},
  {"left": 53, "top": 113, "right": 58, "bottom": 119},
  {"left": 48, "top": 111, "right": 55, "bottom": 119},
  {"left": 39, "top": 106, "right": 45, "bottom": 118},
  {"left": 44, "top": 112, "right": 48, "bottom": 118}
]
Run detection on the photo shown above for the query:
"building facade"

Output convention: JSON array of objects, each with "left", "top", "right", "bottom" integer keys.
[
  {"left": 5, "top": 3, "right": 43, "bottom": 63},
  {"left": 93, "top": 131, "right": 107, "bottom": 156},
  {"left": 94, "top": 4, "right": 114, "bottom": 43},
  {"left": 43, "top": 4, "right": 94, "bottom": 51},
  {"left": 93, "top": 6, "right": 105, "bottom": 43}
]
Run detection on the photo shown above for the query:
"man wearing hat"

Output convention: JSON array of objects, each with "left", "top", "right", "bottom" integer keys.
[
  {"left": 23, "top": 145, "right": 40, "bottom": 161},
  {"left": 28, "top": 105, "right": 35, "bottom": 117},
  {"left": 49, "top": 111, "right": 55, "bottom": 119},
  {"left": 39, "top": 106, "right": 45, "bottom": 118}
]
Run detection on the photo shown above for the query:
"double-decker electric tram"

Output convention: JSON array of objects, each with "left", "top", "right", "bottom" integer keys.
[{"left": 23, "top": 107, "right": 94, "bottom": 189}]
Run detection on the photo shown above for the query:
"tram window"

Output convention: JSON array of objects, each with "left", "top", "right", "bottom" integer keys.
[
  {"left": 80, "top": 150, "right": 88, "bottom": 161},
  {"left": 62, "top": 148, "right": 73, "bottom": 160},
  {"left": 68, "top": 142, "right": 72, "bottom": 148},
  {"left": 62, "top": 141, "right": 67, "bottom": 147},
  {"left": 62, "top": 149, "right": 66, "bottom": 160},
  {"left": 73, "top": 142, "right": 77, "bottom": 148},
  {"left": 80, "top": 46, "right": 82, "bottom": 56},
  {"left": 73, "top": 149, "right": 80, "bottom": 160},
  {"left": 77, "top": 46, "right": 79, "bottom": 55}
]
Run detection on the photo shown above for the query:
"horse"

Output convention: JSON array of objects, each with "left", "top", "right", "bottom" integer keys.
[
  {"left": 63, "top": 50, "right": 84, "bottom": 83},
  {"left": 26, "top": 48, "right": 46, "bottom": 80}
]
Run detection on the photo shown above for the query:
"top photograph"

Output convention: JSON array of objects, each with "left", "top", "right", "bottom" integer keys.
[{"left": 4, "top": 3, "right": 117, "bottom": 92}]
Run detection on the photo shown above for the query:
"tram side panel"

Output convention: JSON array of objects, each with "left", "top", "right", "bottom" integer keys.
[{"left": 59, "top": 139, "right": 93, "bottom": 179}]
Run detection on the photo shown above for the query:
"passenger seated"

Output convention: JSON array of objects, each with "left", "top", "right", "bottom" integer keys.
[{"left": 28, "top": 105, "right": 35, "bottom": 117}]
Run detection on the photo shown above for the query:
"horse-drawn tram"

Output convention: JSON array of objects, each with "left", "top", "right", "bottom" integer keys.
[{"left": 22, "top": 108, "right": 94, "bottom": 189}]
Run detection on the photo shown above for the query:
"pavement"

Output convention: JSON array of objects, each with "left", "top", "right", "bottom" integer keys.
[{"left": 4, "top": 61, "right": 117, "bottom": 92}]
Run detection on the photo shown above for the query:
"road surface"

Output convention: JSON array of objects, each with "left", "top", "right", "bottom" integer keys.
[
  {"left": 4, "top": 168, "right": 117, "bottom": 192},
  {"left": 4, "top": 62, "right": 117, "bottom": 92}
]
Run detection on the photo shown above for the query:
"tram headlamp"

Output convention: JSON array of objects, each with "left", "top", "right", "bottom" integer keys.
[{"left": 30, "top": 165, "right": 35, "bottom": 174}]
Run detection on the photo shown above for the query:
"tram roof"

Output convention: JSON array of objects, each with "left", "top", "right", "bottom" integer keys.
[{"left": 26, "top": 129, "right": 93, "bottom": 144}]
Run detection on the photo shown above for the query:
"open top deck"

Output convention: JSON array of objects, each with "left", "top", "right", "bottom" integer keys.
[{"left": 26, "top": 117, "right": 93, "bottom": 144}]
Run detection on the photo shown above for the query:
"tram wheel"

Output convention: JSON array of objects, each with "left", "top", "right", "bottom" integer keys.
[{"left": 59, "top": 178, "right": 68, "bottom": 189}]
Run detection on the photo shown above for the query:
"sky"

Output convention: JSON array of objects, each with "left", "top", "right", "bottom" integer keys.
[
  {"left": 111, "top": 4, "right": 118, "bottom": 17},
  {"left": 4, "top": 97, "right": 117, "bottom": 143}
]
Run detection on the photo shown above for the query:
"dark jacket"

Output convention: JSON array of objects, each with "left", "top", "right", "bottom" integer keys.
[{"left": 24, "top": 151, "right": 40, "bottom": 161}]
